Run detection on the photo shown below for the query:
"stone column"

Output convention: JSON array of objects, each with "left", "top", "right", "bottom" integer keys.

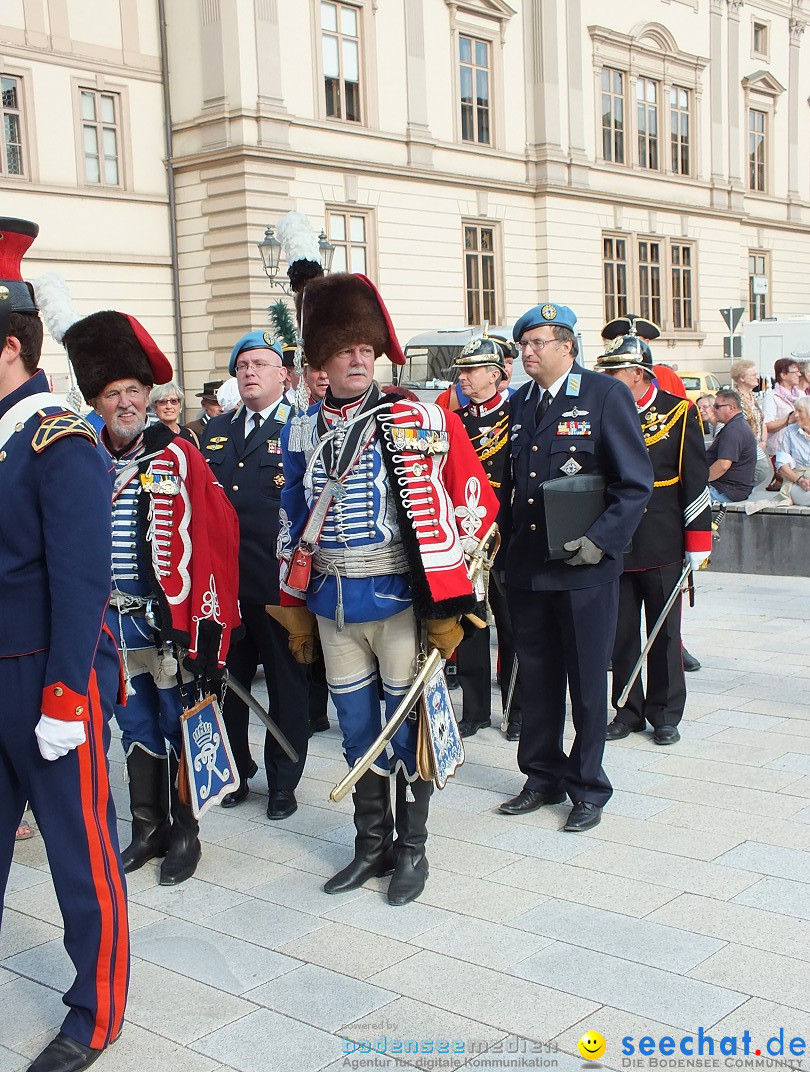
[
  {"left": 254, "top": 0, "right": 290, "bottom": 147},
  {"left": 787, "top": 17, "right": 806, "bottom": 209},
  {"left": 403, "top": 0, "right": 434, "bottom": 166},
  {"left": 565, "top": 0, "right": 589, "bottom": 187},
  {"left": 708, "top": 0, "right": 726, "bottom": 204},
  {"left": 726, "top": 0, "right": 743, "bottom": 195},
  {"left": 524, "top": 0, "right": 567, "bottom": 185}
]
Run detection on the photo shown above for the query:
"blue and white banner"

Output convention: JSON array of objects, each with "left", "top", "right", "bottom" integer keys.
[
  {"left": 180, "top": 694, "right": 239, "bottom": 818},
  {"left": 421, "top": 661, "right": 464, "bottom": 789}
]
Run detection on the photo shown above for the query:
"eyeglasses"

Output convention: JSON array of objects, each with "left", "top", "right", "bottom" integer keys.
[
  {"left": 787, "top": 368, "right": 801, "bottom": 375},
  {"left": 235, "top": 359, "right": 280, "bottom": 374},
  {"left": 713, "top": 403, "right": 732, "bottom": 410},
  {"left": 518, "top": 338, "right": 559, "bottom": 353},
  {"left": 156, "top": 397, "right": 181, "bottom": 405}
]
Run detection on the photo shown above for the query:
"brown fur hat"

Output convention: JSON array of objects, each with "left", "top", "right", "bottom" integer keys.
[
  {"left": 62, "top": 310, "right": 173, "bottom": 402},
  {"left": 296, "top": 272, "right": 405, "bottom": 371}
]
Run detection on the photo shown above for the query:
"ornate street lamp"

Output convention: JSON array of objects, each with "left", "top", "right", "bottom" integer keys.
[
  {"left": 257, "top": 224, "right": 336, "bottom": 294},
  {"left": 257, "top": 227, "right": 284, "bottom": 289}
]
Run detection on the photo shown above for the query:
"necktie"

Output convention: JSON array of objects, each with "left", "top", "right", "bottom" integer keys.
[
  {"left": 535, "top": 389, "right": 552, "bottom": 424},
  {"left": 244, "top": 412, "right": 262, "bottom": 447}
]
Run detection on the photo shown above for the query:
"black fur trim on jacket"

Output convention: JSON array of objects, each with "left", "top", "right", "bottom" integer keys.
[{"left": 376, "top": 413, "right": 475, "bottom": 623}]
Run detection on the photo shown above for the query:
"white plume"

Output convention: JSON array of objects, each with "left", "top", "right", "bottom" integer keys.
[
  {"left": 33, "top": 272, "right": 82, "bottom": 344},
  {"left": 275, "top": 211, "right": 322, "bottom": 266}
]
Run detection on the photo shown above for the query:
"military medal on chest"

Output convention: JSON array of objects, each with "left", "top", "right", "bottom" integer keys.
[
  {"left": 644, "top": 408, "right": 660, "bottom": 434},
  {"left": 392, "top": 426, "right": 449, "bottom": 455},
  {"left": 141, "top": 467, "right": 181, "bottom": 495}
]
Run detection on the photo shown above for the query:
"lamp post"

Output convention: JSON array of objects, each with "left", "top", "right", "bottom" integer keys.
[
  {"left": 318, "top": 230, "right": 337, "bottom": 274},
  {"left": 257, "top": 224, "right": 336, "bottom": 294},
  {"left": 257, "top": 227, "right": 284, "bottom": 289}
]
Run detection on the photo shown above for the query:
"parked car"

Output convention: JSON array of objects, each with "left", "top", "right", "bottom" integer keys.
[{"left": 680, "top": 370, "right": 723, "bottom": 401}]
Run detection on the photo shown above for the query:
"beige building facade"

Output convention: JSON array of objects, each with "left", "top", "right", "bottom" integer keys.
[{"left": 2, "top": 0, "right": 809, "bottom": 395}]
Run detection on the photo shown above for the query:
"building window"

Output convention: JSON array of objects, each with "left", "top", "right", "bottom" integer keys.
[
  {"left": 748, "top": 252, "right": 769, "bottom": 321},
  {"left": 636, "top": 77, "right": 659, "bottom": 170},
  {"left": 80, "top": 88, "right": 120, "bottom": 185},
  {"left": 327, "top": 209, "right": 369, "bottom": 274},
  {"left": 752, "top": 21, "right": 768, "bottom": 57},
  {"left": 1, "top": 75, "right": 25, "bottom": 176},
  {"left": 604, "top": 233, "right": 697, "bottom": 332},
  {"left": 671, "top": 243, "right": 694, "bottom": 330},
  {"left": 670, "top": 86, "right": 690, "bottom": 175},
  {"left": 321, "top": 1, "right": 361, "bottom": 123},
  {"left": 748, "top": 108, "right": 766, "bottom": 192},
  {"left": 463, "top": 223, "right": 497, "bottom": 326},
  {"left": 603, "top": 236, "right": 628, "bottom": 322},
  {"left": 638, "top": 240, "right": 662, "bottom": 326},
  {"left": 459, "top": 35, "right": 491, "bottom": 145},
  {"left": 601, "top": 68, "right": 625, "bottom": 163}
]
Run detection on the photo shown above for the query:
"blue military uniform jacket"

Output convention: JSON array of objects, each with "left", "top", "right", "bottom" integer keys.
[
  {"left": 0, "top": 369, "right": 113, "bottom": 718},
  {"left": 201, "top": 398, "right": 291, "bottom": 605},
  {"left": 503, "top": 362, "right": 652, "bottom": 591}
]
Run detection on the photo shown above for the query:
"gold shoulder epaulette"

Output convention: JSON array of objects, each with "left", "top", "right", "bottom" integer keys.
[{"left": 32, "top": 411, "right": 98, "bottom": 453}]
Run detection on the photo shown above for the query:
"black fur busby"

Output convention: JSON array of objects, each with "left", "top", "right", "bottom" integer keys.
[
  {"left": 34, "top": 273, "right": 173, "bottom": 402},
  {"left": 297, "top": 272, "right": 405, "bottom": 371},
  {"left": 62, "top": 311, "right": 173, "bottom": 401}
]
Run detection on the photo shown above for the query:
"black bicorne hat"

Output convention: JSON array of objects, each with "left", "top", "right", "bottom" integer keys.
[{"left": 601, "top": 313, "right": 660, "bottom": 342}]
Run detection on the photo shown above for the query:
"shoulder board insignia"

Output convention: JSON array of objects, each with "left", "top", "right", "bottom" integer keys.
[{"left": 32, "top": 411, "right": 98, "bottom": 453}]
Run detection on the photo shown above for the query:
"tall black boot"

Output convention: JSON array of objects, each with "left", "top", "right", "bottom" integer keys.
[
  {"left": 387, "top": 774, "right": 433, "bottom": 906},
  {"left": 324, "top": 770, "right": 394, "bottom": 894},
  {"left": 120, "top": 746, "right": 171, "bottom": 873},
  {"left": 159, "top": 754, "right": 202, "bottom": 886}
]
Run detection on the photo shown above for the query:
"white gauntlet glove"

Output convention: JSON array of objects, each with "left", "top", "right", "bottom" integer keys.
[
  {"left": 35, "top": 715, "right": 86, "bottom": 762},
  {"left": 563, "top": 536, "right": 604, "bottom": 567},
  {"left": 686, "top": 550, "right": 711, "bottom": 571}
]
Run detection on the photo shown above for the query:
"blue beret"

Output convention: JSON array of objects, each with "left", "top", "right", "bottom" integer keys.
[
  {"left": 228, "top": 331, "right": 284, "bottom": 376},
  {"left": 513, "top": 303, "right": 577, "bottom": 342}
]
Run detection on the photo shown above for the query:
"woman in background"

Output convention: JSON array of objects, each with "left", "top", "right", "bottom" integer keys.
[
  {"left": 150, "top": 381, "right": 200, "bottom": 447},
  {"left": 761, "top": 357, "right": 801, "bottom": 489},
  {"left": 730, "top": 360, "right": 770, "bottom": 487}
]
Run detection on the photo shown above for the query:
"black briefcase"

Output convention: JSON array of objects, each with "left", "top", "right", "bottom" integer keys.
[{"left": 539, "top": 474, "right": 608, "bottom": 561}]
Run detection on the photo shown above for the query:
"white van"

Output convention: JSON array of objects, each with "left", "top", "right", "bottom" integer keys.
[{"left": 742, "top": 316, "right": 810, "bottom": 377}]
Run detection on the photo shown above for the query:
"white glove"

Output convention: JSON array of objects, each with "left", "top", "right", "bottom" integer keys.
[
  {"left": 564, "top": 536, "right": 604, "bottom": 566},
  {"left": 35, "top": 715, "right": 86, "bottom": 762},
  {"left": 686, "top": 550, "right": 711, "bottom": 571}
]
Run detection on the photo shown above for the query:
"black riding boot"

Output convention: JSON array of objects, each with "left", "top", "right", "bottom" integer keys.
[
  {"left": 324, "top": 770, "right": 395, "bottom": 894},
  {"left": 159, "top": 754, "right": 202, "bottom": 885},
  {"left": 388, "top": 774, "right": 432, "bottom": 906},
  {"left": 120, "top": 746, "right": 171, "bottom": 873}
]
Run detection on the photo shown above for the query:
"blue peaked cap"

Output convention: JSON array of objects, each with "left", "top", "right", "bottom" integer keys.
[
  {"left": 513, "top": 303, "right": 577, "bottom": 342},
  {"left": 228, "top": 330, "right": 284, "bottom": 375}
]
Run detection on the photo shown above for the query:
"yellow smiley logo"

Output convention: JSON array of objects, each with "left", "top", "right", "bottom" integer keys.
[{"left": 577, "top": 1032, "right": 606, "bottom": 1062}]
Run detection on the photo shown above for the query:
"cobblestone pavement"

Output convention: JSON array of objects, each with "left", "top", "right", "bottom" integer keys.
[{"left": 2, "top": 571, "right": 809, "bottom": 1072}]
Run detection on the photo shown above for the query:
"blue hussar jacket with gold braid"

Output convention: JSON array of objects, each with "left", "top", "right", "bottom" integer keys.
[{"left": 0, "top": 369, "right": 112, "bottom": 721}]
